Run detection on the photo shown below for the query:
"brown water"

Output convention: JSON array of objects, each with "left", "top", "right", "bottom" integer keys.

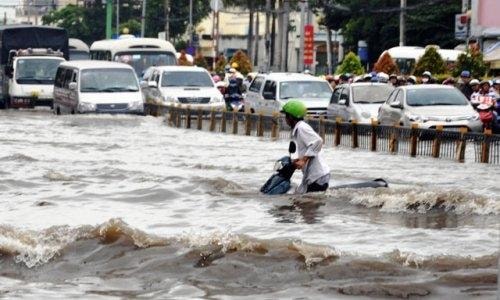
[{"left": 0, "top": 110, "right": 498, "bottom": 299}]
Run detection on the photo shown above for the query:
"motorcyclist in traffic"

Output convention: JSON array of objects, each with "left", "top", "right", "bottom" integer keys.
[
  {"left": 457, "top": 70, "right": 473, "bottom": 99},
  {"left": 281, "top": 100, "right": 330, "bottom": 194}
]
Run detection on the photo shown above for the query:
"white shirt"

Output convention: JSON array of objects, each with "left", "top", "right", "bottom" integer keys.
[{"left": 292, "top": 121, "right": 331, "bottom": 194}]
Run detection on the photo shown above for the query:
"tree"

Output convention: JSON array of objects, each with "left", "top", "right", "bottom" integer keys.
[
  {"left": 413, "top": 46, "right": 446, "bottom": 76},
  {"left": 215, "top": 53, "right": 227, "bottom": 74},
  {"left": 452, "top": 49, "right": 488, "bottom": 78},
  {"left": 229, "top": 50, "right": 252, "bottom": 75},
  {"left": 373, "top": 51, "right": 400, "bottom": 74},
  {"left": 313, "top": 0, "right": 461, "bottom": 66},
  {"left": 120, "top": 20, "right": 141, "bottom": 36},
  {"left": 335, "top": 52, "right": 365, "bottom": 75},
  {"left": 194, "top": 51, "right": 208, "bottom": 69},
  {"left": 42, "top": 3, "right": 105, "bottom": 45}
]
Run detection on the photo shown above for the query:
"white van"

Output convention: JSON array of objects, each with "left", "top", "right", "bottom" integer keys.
[
  {"left": 53, "top": 61, "right": 143, "bottom": 114},
  {"left": 244, "top": 72, "right": 333, "bottom": 116},
  {"left": 141, "top": 66, "right": 225, "bottom": 110}
]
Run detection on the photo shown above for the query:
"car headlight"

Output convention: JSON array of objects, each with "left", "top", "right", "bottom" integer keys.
[
  {"left": 78, "top": 102, "right": 96, "bottom": 112},
  {"left": 165, "top": 96, "right": 177, "bottom": 102},
  {"left": 361, "top": 111, "right": 371, "bottom": 119},
  {"left": 407, "top": 114, "right": 428, "bottom": 122},
  {"left": 128, "top": 100, "right": 143, "bottom": 110},
  {"left": 471, "top": 113, "right": 480, "bottom": 121},
  {"left": 211, "top": 96, "right": 224, "bottom": 103}
]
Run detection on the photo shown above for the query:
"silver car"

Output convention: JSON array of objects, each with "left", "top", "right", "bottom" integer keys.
[
  {"left": 327, "top": 83, "right": 394, "bottom": 123},
  {"left": 377, "top": 85, "right": 482, "bottom": 132}
]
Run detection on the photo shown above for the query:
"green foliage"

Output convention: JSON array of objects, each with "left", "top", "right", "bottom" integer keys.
[
  {"left": 194, "top": 51, "right": 208, "bottom": 69},
  {"left": 452, "top": 50, "right": 488, "bottom": 78},
  {"left": 229, "top": 50, "right": 252, "bottom": 75},
  {"left": 413, "top": 47, "right": 446, "bottom": 76},
  {"left": 335, "top": 52, "right": 365, "bottom": 75},
  {"left": 373, "top": 51, "right": 399, "bottom": 74},
  {"left": 215, "top": 54, "right": 227, "bottom": 74},
  {"left": 119, "top": 20, "right": 141, "bottom": 36},
  {"left": 312, "top": 0, "right": 461, "bottom": 65},
  {"left": 42, "top": 3, "right": 104, "bottom": 45}
]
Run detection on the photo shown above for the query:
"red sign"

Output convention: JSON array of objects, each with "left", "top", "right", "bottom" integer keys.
[{"left": 304, "top": 24, "right": 314, "bottom": 66}]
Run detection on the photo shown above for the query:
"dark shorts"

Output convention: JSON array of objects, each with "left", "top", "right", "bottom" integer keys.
[{"left": 306, "top": 181, "right": 329, "bottom": 193}]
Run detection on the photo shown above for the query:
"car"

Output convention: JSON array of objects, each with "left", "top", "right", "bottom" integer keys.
[
  {"left": 377, "top": 84, "right": 482, "bottom": 132},
  {"left": 327, "top": 82, "right": 394, "bottom": 123},
  {"left": 53, "top": 60, "right": 143, "bottom": 114},
  {"left": 141, "top": 66, "right": 225, "bottom": 111},
  {"left": 244, "top": 72, "right": 333, "bottom": 116}
]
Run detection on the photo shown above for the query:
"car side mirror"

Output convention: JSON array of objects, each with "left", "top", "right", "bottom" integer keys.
[
  {"left": 390, "top": 101, "right": 403, "bottom": 109},
  {"left": 263, "top": 91, "right": 275, "bottom": 100},
  {"left": 68, "top": 82, "right": 77, "bottom": 91},
  {"left": 148, "top": 81, "right": 158, "bottom": 88},
  {"left": 140, "top": 81, "right": 148, "bottom": 88},
  {"left": 338, "top": 99, "right": 347, "bottom": 105},
  {"left": 4, "top": 66, "right": 13, "bottom": 77}
]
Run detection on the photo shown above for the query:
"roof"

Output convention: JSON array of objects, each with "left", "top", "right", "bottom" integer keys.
[
  {"left": 152, "top": 65, "right": 209, "bottom": 72},
  {"left": 69, "top": 38, "right": 89, "bottom": 52},
  {"left": 256, "top": 72, "right": 328, "bottom": 82},
  {"left": 398, "top": 84, "right": 455, "bottom": 90},
  {"left": 59, "top": 60, "right": 134, "bottom": 70},
  {"left": 90, "top": 38, "right": 176, "bottom": 53}
]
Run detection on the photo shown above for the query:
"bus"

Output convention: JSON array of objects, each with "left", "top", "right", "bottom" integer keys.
[
  {"left": 90, "top": 37, "right": 177, "bottom": 77},
  {"left": 384, "top": 46, "right": 464, "bottom": 75},
  {"left": 69, "top": 38, "right": 89, "bottom": 60}
]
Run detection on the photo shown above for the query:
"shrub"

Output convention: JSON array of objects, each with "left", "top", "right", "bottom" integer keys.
[
  {"left": 335, "top": 52, "right": 365, "bottom": 75},
  {"left": 229, "top": 50, "right": 252, "bottom": 75},
  {"left": 193, "top": 51, "right": 208, "bottom": 69},
  {"left": 452, "top": 49, "right": 488, "bottom": 78},
  {"left": 373, "top": 51, "right": 400, "bottom": 75},
  {"left": 215, "top": 53, "right": 227, "bottom": 74},
  {"left": 177, "top": 50, "right": 193, "bottom": 66},
  {"left": 413, "top": 47, "right": 446, "bottom": 76}
]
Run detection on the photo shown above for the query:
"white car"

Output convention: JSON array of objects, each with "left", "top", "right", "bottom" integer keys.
[
  {"left": 327, "top": 82, "right": 394, "bottom": 123},
  {"left": 141, "top": 66, "right": 225, "bottom": 110},
  {"left": 53, "top": 61, "right": 143, "bottom": 114},
  {"left": 244, "top": 72, "right": 332, "bottom": 116},
  {"left": 377, "top": 84, "right": 482, "bottom": 132}
]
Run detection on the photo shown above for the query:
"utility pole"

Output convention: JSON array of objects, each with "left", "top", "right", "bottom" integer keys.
[
  {"left": 399, "top": 0, "right": 406, "bottom": 46},
  {"left": 281, "top": 0, "right": 289, "bottom": 71},
  {"left": 140, "top": 0, "right": 146, "bottom": 37},
  {"left": 164, "top": 0, "right": 170, "bottom": 40},
  {"left": 116, "top": 0, "right": 120, "bottom": 36},
  {"left": 189, "top": 0, "right": 193, "bottom": 45},
  {"left": 264, "top": 0, "right": 271, "bottom": 72},
  {"left": 106, "top": 0, "right": 112, "bottom": 39},
  {"left": 299, "top": 0, "right": 305, "bottom": 72}
]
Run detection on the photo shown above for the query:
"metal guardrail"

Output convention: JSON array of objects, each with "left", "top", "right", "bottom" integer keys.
[{"left": 144, "top": 103, "right": 500, "bottom": 165}]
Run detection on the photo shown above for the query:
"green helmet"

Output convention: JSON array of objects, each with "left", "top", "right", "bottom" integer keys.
[{"left": 281, "top": 100, "right": 307, "bottom": 119}]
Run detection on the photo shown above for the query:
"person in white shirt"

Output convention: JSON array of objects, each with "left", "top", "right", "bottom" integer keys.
[{"left": 281, "top": 100, "right": 330, "bottom": 194}]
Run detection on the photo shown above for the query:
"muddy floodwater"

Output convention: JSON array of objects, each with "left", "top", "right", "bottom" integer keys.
[{"left": 0, "top": 110, "right": 498, "bottom": 299}]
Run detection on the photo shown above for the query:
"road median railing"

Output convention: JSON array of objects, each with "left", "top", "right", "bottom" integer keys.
[{"left": 144, "top": 103, "right": 500, "bottom": 165}]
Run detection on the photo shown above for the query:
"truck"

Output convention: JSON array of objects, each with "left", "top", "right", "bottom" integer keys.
[{"left": 0, "top": 25, "right": 69, "bottom": 108}]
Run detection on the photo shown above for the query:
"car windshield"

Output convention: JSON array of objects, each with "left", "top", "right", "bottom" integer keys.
[
  {"left": 352, "top": 85, "right": 394, "bottom": 103},
  {"left": 80, "top": 68, "right": 139, "bottom": 93},
  {"left": 114, "top": 51, "right": 177, "bottom": 77},
  {"left": 69, "top": 50, "right": 89, "bottom": 60},
  {"left": 279, "top": 81, "right": 332, "bottom": 100},
  {"left": 15, "top": 58, "right": 63, "bottom": 84},
  {"left": 161, "top": 71, "right": 213, "bottom": 87},
  {"left": 406, "top": 88, "right": 468, "bottom": 106}
]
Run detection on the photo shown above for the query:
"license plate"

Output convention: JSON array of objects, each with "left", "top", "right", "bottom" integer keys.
[{"left": 13, "top": 98, "right": 30, "bottom": 104}]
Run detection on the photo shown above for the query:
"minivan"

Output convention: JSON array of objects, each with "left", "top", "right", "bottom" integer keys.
[
  {"left": 53, "top": 61, "right": 143, "bottom": 114},
  {"left": 244, "top": 73, "right": 333, "bottom": 116}
]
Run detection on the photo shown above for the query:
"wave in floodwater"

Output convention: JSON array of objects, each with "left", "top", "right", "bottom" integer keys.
[
  {"left": 325, "top": 186, "right": 500, "bottom": 215},
  {"left": 0, "top": 219, "right": 497, "bottom": 299}
]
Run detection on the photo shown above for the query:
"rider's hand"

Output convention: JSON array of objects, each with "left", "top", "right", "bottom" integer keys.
[{"left": 293, "top": 157, "right": 309, "bottom": 170}]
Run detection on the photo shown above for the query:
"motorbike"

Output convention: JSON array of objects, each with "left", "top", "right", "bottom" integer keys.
[
  {"left": 225, "top": 78, "right": 244, "bottom": 112},
  {"left": 476, "top": 102, "right": 499, "bottom": 132},
  {"left": 261, "top": 142, "right": 388, "bottom": 195}
]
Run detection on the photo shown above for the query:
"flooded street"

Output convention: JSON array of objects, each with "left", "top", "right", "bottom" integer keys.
[{"left": 0, "top": 110, "right": 498, "bottom": 299}]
